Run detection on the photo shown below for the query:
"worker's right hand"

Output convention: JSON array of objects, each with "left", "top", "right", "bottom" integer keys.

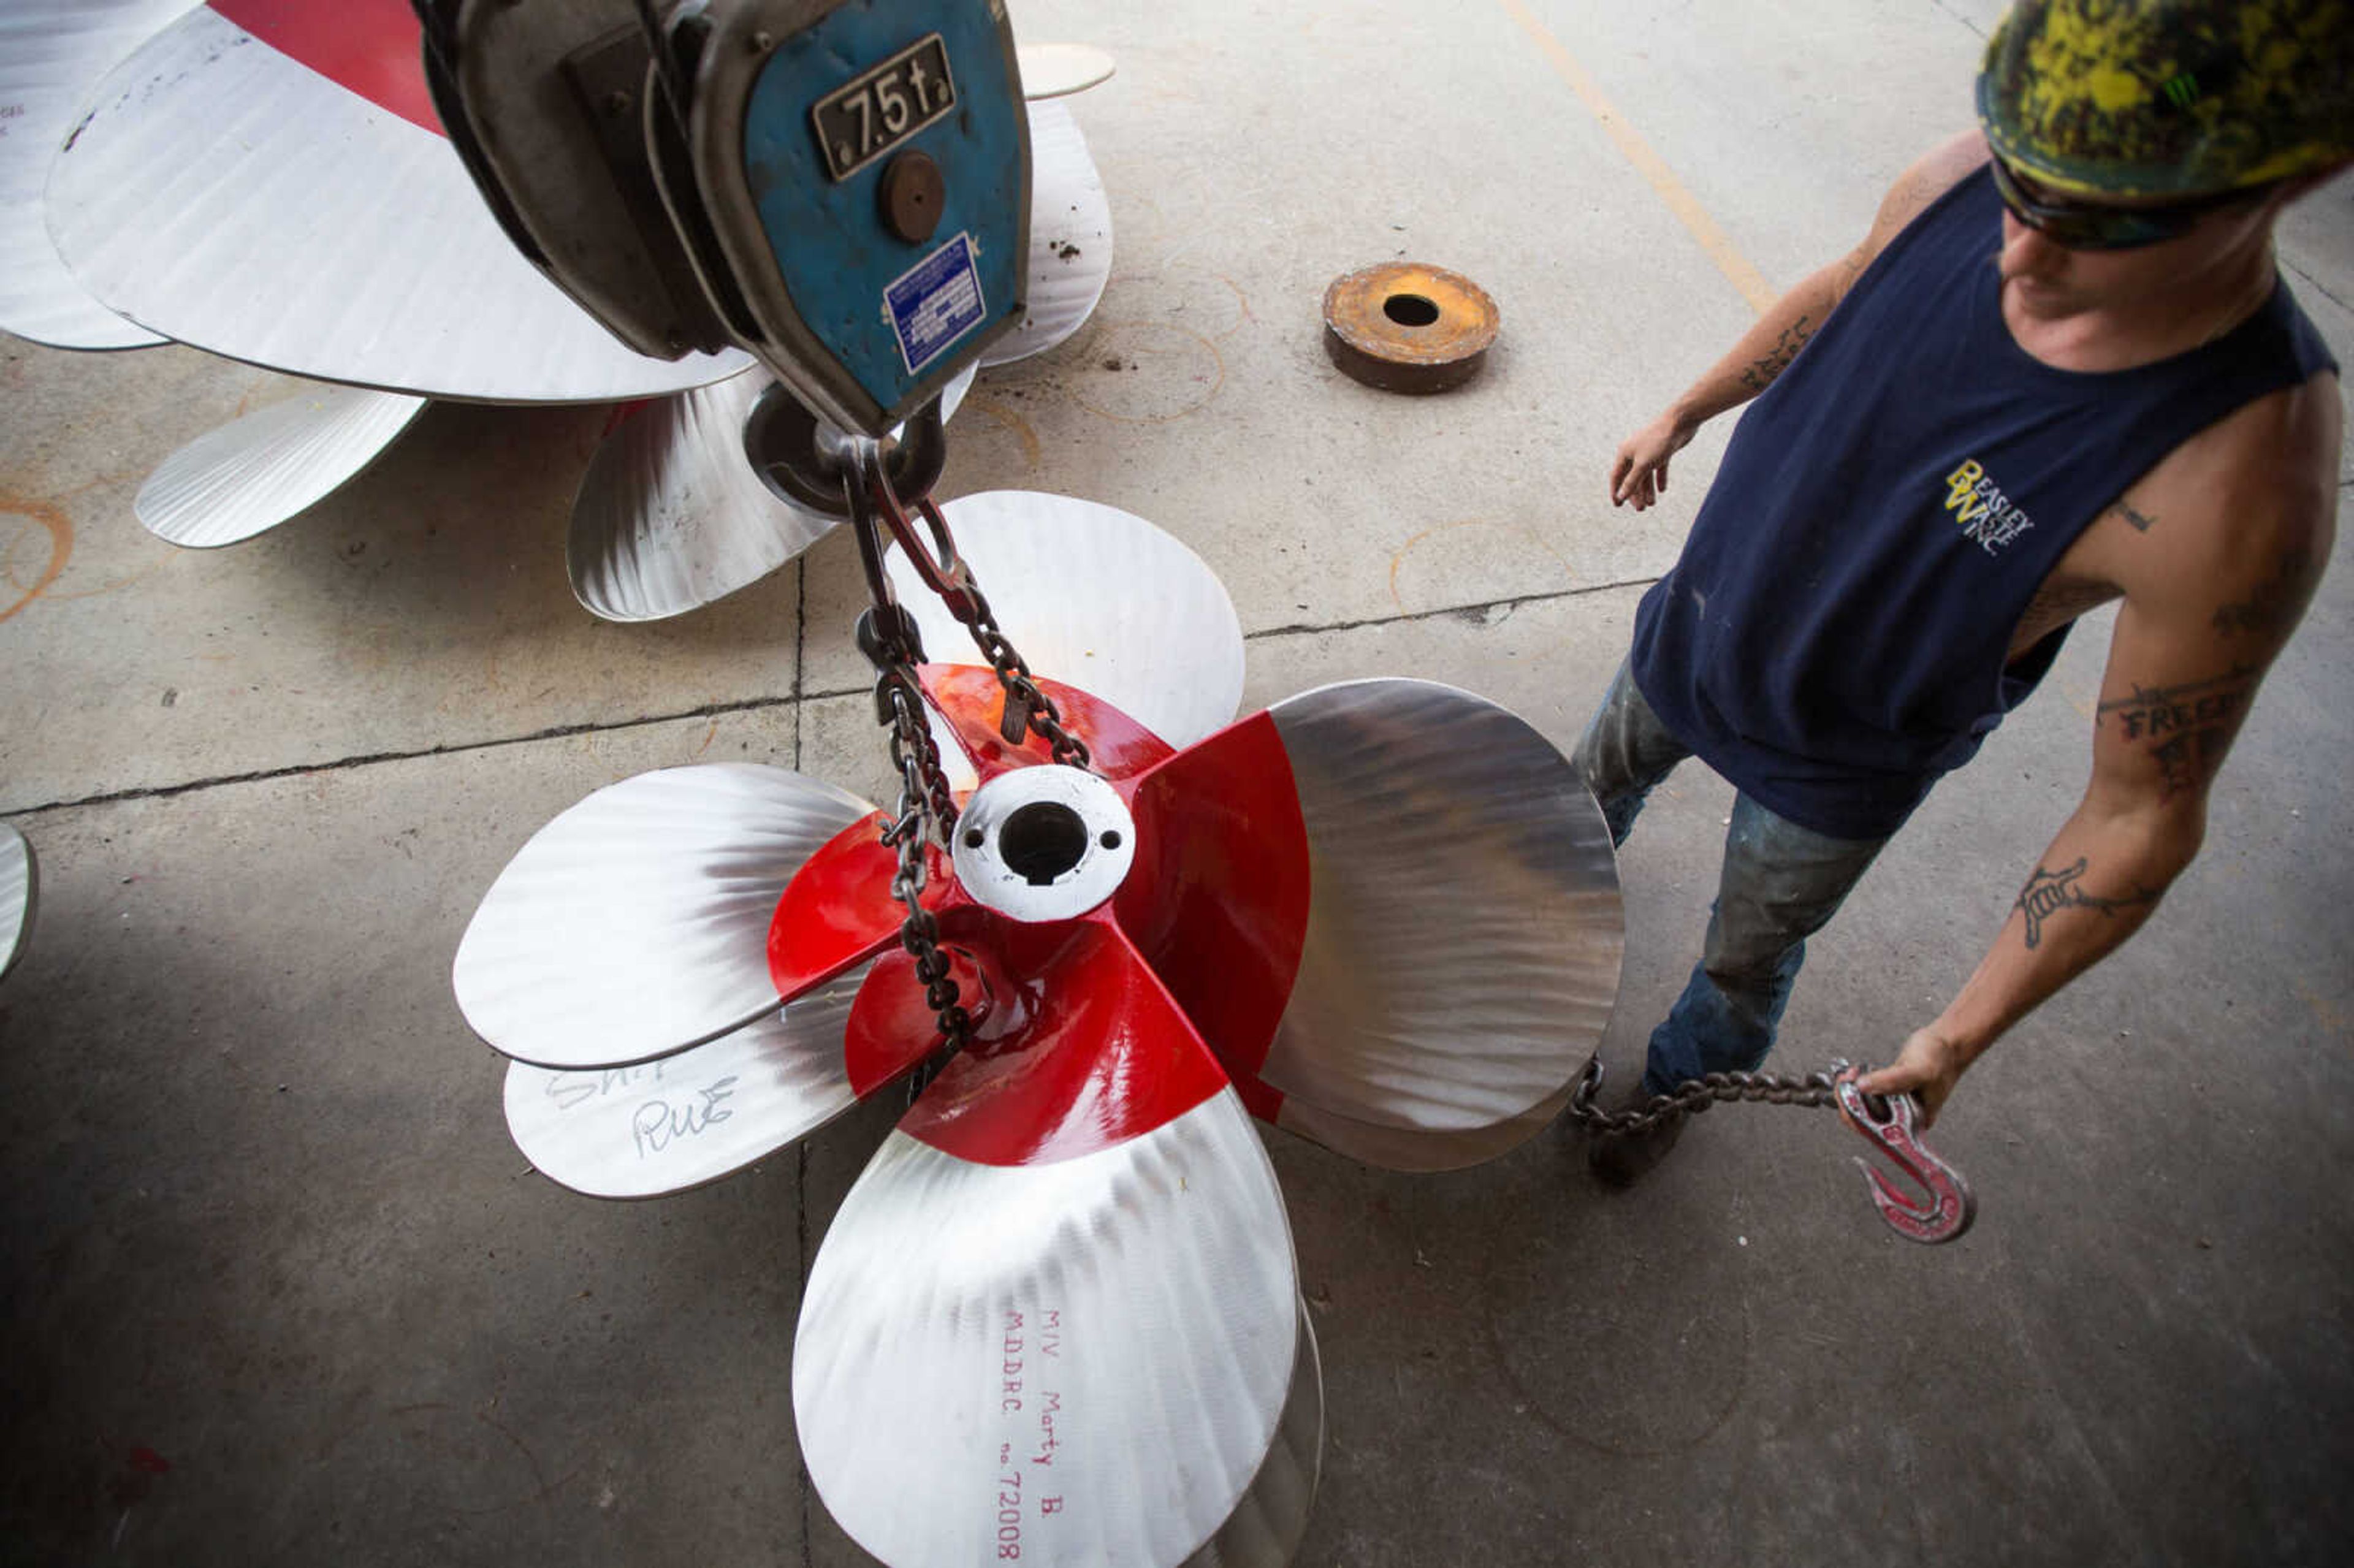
[{"left": 1609, "top": 410, "right": 1696, "bottom": 511}]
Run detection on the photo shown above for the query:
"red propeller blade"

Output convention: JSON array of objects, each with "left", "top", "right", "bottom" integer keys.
[
  {"left": 1115, "top": 710, "right": 1313, "bottom": 1095},
  {"left": 896, "top": 921, "right": 1229, "bottom": 1166},
  {"left": 208, "top": 0, "right": 438, "bottom": 134},
  {"left": 914, "top": 663, "right": 1175, "bottom": 782}
]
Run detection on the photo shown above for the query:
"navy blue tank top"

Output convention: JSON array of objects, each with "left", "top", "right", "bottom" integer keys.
[{"left": 1629, "top": 166, "right": 2337, "bottom": 839}]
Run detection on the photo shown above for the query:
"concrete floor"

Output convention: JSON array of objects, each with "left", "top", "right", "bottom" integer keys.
[{"left": 4, "top": 1, "right": 2352, "bottom": 1562}]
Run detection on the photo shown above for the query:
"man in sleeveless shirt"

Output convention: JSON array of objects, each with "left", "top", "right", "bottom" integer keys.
[{"left": 1582, "top": 0, "right": 2349, "bottom": 1182}]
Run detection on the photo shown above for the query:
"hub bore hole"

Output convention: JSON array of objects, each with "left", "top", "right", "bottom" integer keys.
[
  {"left": 999, "top": 801, "right": 1091, "bottom": 886},
  {"left": 1383, "top": 292, "right": 1441, "bottom": 327}
]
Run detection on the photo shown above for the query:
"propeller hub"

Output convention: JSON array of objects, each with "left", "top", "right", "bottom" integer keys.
[{"left": 951, "top": 766, "right": 1135, "bottom": 923}]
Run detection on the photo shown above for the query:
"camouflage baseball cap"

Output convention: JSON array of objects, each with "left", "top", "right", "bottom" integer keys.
[{"left": 1978, "top": 0, "right": 2354, "bottom": 199}]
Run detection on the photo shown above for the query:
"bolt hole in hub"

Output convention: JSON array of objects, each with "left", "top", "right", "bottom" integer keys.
[
  {"left": 951, "top": 766, "right": 1139, "bottom": 923},
  {"left": 1000, "top": 801, "right": 1091, "bottom": 886}
]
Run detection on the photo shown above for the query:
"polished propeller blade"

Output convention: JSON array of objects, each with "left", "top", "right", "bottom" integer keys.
[
  {"left": 1182, "top": 1300, "right": 1323, "bottom": 1568},
  {"left": 502, "top": 965, "right": 869, "bottom": 1200},
  {"left": 46, "top": 0, "right": 747, "bottom": 401},
  {"left": 0, "top": 0, "right": 191, "bottom": 349},
  {"left": 889, "top": 492, "right": 1245, "bottom": 770},
  {"left": 982, "top": 99, "right": 1113, "bottom": 367},
  {"left": 0, "top": 823, "right": 36, "bottom": 988},
  {"left": 136, "top": 384, "right": 427, "bottom": 547},
  {"left": 796, "top": 926, "right": 1299, "bottom": 1567},
  {"left": 569, "top": 365, "right": 975, "bottom": 623},
  {"left": 1265, "top": 1080, "right": 1579, "bottom": 1174},
  {"left": 1246, "top": 679, "right": 1623, "bottom": 1155},
  {"left": 454, "top": 764, "right": 870, "bottom": 1070},
  {"left": 1015, "top": 42, "right": 1116, "bottom": 102}
]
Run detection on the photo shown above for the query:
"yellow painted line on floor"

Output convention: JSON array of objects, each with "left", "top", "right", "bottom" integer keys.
[{"left": 1496, "top": 0, "right": 1778, "bottom": 316}]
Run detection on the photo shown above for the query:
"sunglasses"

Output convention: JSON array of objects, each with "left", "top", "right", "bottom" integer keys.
[{"left": 1989, "top": 156, "right": 2258, "bottom": 251}]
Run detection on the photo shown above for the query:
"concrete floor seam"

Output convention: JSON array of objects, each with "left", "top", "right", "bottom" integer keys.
[
  {"left": 2, "top": 577, "right": 1661, "bottom": 817},
  {"left": 1928, "top": 0, "right": 1992, "bottom": 36},
  {"left": 2284, "top": 256, "right": 2352, "bottom": 316},
  {"left": 791, "top": 561, "right": 808, "bottom": 775},
  {"left": 1246, "top": 573, "right": 1661, "bottom": 642},
  {"left": 0, "top": 696, "right": 806, "bottom": 817}
]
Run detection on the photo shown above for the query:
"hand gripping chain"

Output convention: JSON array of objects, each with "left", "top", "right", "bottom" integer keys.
[{"left": 1569, "top": 1056, "right": 1978, "bottom": 1244}]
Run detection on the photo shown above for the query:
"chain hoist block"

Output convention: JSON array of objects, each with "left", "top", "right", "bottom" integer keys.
[
  {"left": 417, "top": 0, "right": 736, "bottom": 361},
  {"left": 421, "top": 0, "right": 1029, "bottom": 438}
]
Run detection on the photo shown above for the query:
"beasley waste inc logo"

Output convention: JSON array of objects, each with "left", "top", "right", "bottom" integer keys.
[{"left": 1943, "top": 458, "right": 2036, "bottom": 554}]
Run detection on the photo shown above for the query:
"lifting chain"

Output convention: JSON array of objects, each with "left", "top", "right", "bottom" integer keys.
[
  {"left": 863, "top": 474, "right": 1092, "bottom": 769},
  {"left": 1566, "top": 1056, "right": 1842, "bottom": 1136},
  {"left": 837, "top": 428, "right": 1091, "bottom": 1059}
]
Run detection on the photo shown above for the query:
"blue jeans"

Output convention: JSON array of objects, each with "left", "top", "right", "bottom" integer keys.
[{"left": 1572, "top": 662, "right": 1889, "bottom": 1098}]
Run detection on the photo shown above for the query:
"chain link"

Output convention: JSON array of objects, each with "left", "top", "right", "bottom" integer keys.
[
  {"left": 1566, "top": 1056, "right": 1842, "bottom": 1136},
  {"left": 866, "top": 639, "right": 972, "bottom": 1051},
  {"left": 840, "top": 441, "right": 1104, "bottom": 1057},
  {"left": 952, "top": 585, "right": 1092, "bottom": 770},
  {"left": 874, "top": 484, "right": 1093, "bottom": 773}
]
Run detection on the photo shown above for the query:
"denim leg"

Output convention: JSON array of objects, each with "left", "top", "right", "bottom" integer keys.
[
  {"left": 1640, "top": 794, "right": 1890, "bottom": 1097},
  {"left": 1571, "top": 660, "right": 1691, "bottom": 848}
]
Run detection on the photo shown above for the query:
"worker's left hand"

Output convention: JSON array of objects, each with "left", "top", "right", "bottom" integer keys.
[{"left": 1856, "top": 1027, "right": 1975, "bottom": 1128}]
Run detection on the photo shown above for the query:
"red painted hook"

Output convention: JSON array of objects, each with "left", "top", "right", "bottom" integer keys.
[{"left": 1832, "top": 1066, "right": 1977, "bottom": 1244}]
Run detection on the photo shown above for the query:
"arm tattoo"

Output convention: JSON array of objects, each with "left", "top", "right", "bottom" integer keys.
[
  {"left": 2108, "top": 499, "right": 2157, "bottom": 533},
  {"left": 1737, "top": 314, "right": 1814, "bottom": 392},
  {"left": 2212, "top": 547, "right": 2312, "bottom": 639},
  {"left": 2097, "top": 668, "right": 2253, "bottom": 798},
  {"left": 2013, "top": 858, "right": 2162, "bottom": 950}
]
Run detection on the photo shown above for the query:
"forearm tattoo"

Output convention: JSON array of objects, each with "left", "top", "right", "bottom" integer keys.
[
  {"left": 2108, "top": 499, "right": 2158, "bottom": 533},
  {"left": 1737, "top": 314, "right": 1814, "bottom": 391},
  {"left": 2013, "top": 858, "right": 2162, "bottom": 950},
  {"left": 2097, "top": 668, "right": 2254, "bottom": 799}
]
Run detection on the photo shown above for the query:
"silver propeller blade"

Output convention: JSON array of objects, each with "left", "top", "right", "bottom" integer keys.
[
  {"left": 0, "top": 0, "right": 192, "bottom": 349},
  {"left": 453, "top": 764, "right": 870, "bottom": 1070},
  {"left": 136, "top": 384, "right": 427, "bottom": 547},
  {"left": 981, "top": 100, "right": 1113, "bottom": 367},
  {"left": 569, "top": 365, "right": 975, "bottom": 623},
  {"left": 503, "top": 965, "right": 869, "bottom": 1199},
  {"left": 1259, "top": 677, "right": 1623, "bottom": 1136},
  {"left": 1272, "top": 1079, "right": 1576, "bottom": 1174},
  {"left": 891, "top": 492, "right": 1244, "bottom": 777},
  {"left": 1181, "top": 1300, "right": 1323, "bottom": 1568},
  {"left": 1015, "top": 42, "right": 1115, "bottom": 102},
  {"left": 795, "top": 1091, "right": 1300, "bottom": 1568},
  {"left": 1, "top": 823, "right": 36, "bottom": 987},
  {"left": 45, "top": 1, "right": 748, "bottom": 401}
]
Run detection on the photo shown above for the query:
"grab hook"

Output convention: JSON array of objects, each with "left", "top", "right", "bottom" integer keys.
[{"left": 1831, "top": 1064, "right": 1976, "bottom": 1245}]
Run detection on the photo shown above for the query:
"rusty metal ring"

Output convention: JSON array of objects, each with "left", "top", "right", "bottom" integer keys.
[{"left": 1322, "top": 262, "right": 1499, "bottom": 394}]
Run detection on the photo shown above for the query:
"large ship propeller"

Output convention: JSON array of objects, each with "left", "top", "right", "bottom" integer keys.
[{"left": 452, "top": 488, "right": 1622, "bottom": 1563}]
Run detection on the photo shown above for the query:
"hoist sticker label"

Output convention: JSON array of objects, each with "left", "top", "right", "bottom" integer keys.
[{"left": 886, "top": 231, "right": 986, "bottom": 375}]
